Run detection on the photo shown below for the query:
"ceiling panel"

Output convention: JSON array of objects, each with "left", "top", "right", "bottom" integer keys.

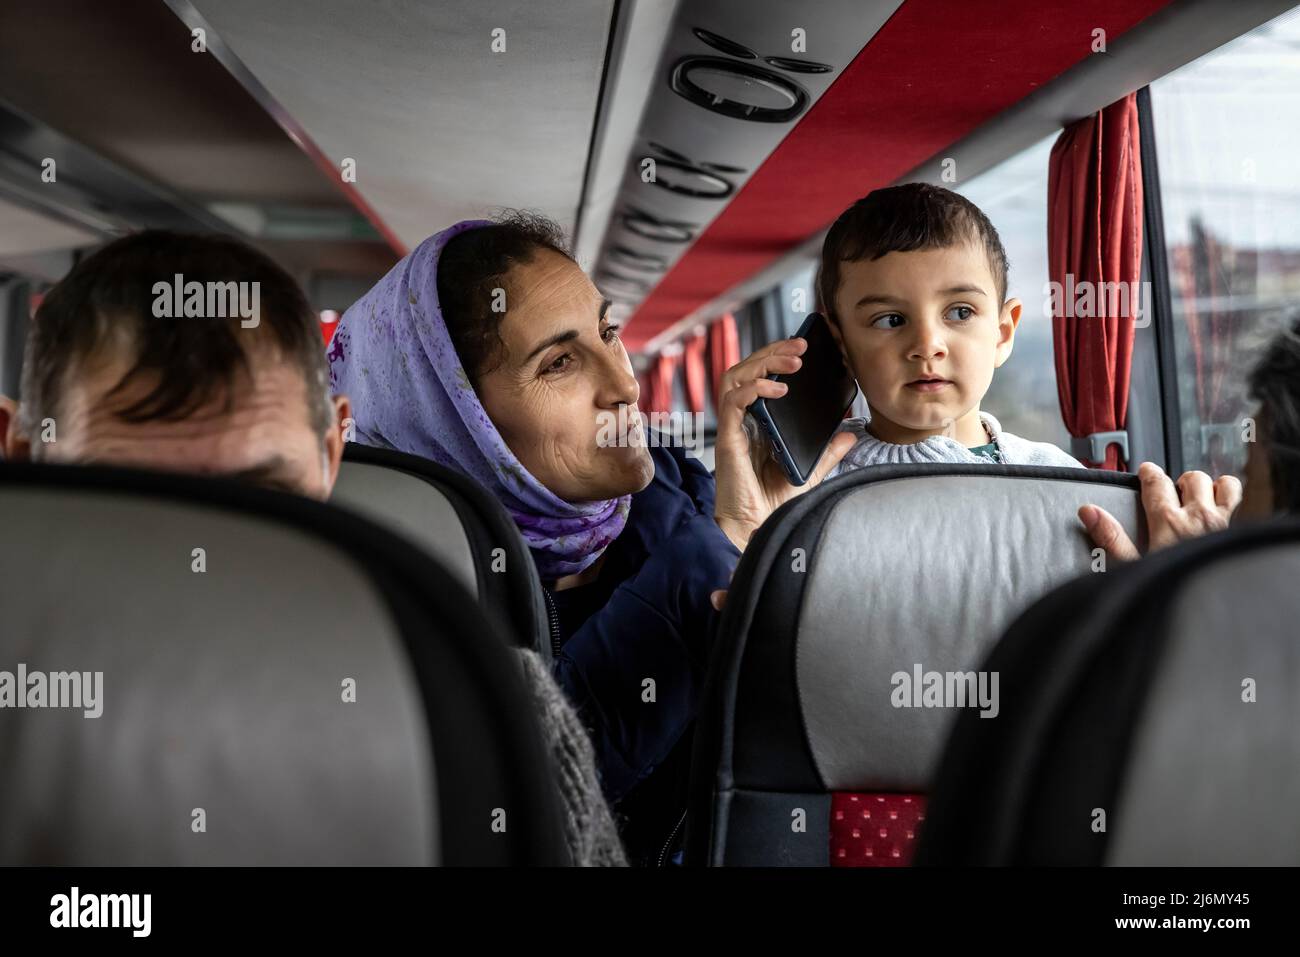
[
  {"left": 0, "top": 0, "right": 344, "bottom": 207},
  {"left": 188, "top": 0, "right": 615, "bottom": 250},
  {"left": 0, "top": 196, "right": 99, "bottom": 259}
]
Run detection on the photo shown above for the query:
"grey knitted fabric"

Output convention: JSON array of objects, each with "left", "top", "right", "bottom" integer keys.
[
  {"left": 831, "top": 411, "right": 1083, "bottom": 473},
  {"left": 516, "top": 649, "right": 628, "bottom": 867}
]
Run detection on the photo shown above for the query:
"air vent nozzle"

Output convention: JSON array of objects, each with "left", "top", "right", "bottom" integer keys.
[
  {"left": 763, "top": 56, "right": 833, "bottom": 74},
  {"left": 646, "top": 156, "right": 734, "bottom": 199},
  {"left": 597, "top": 268, "right": 651, "bottom": 300},
  {"left": 670, "top": 56, "right": 809, "bottom": 123},
  {"left": 622, "top": 207, "right": 696, "bottom": 244},
  {"left": 691, "top": 27, "right": 757, "bottom": 59},
  {"left": 609, "top": 246, "right": 669, "bottom": 272}
]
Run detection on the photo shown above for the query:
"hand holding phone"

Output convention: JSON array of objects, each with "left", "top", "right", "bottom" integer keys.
[
  {"left": 750, "top": 312, "right": 859, "bottom": 486},
  {"left": 711, "top": 325, "right": 858, "bottom": 551}
]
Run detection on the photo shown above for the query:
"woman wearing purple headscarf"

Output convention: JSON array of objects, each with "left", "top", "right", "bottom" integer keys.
[{"left": 328, "top": 213, "right": 852, "bottom": 865}]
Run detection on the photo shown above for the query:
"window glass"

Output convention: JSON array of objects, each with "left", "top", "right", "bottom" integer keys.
[
  {"left": 953, "top": 134, "right": 1070, "bottom": 451},
  {"left": 1151, "top": 8, "right": 1300, "bottom": 477}
]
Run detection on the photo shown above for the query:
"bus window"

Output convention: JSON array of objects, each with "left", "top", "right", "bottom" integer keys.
[{"left": 1149, "top": 7, "right": 1300, "bottom": 479}]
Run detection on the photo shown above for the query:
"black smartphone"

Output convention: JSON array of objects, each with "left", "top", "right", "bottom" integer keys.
[{"left": 750, "top": 312, "right": 859, "bottom": 486}]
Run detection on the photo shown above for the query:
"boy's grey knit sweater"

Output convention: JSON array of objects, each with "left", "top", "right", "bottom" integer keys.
[
  {"left": 517, "top": 649, "right": 628, "bottom": 867},
  {"left": 832, "top": 411, "right": 1083, "bottom": 472}
]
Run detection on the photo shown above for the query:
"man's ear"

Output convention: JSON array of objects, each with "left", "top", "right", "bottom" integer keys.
[
  {"left": 320, "top": 393, "right": 352, "bottom": 498},
  {"left": 993, "top": 298, "right": 1022, "bottom": 368},
  {"left": 0, "top": 395, "right": 32, "bottom": 461}
]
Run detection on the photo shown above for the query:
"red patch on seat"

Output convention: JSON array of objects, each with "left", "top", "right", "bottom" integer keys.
[{"left": 830, "top": 793, "right": 926, "bottom": 866}]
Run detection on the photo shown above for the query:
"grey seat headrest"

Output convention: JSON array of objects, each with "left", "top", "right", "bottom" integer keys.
[
  {"left": 336, "top": 444, "right": 550, "bottom": 656},
  {"left": 797, "top": 469, "right": 1141, "bottom": 790},
  {"left": 0, "top": 461, "right": 567, "bottom": 866},
  {"left": 1109, "top": 540, "right": 1300, "bottom": 864},
  {"left": 688, "top": 464, "right": 1142, "bottom": 867},
  {"left": 334, "top": 459, "right": 476, "bottom": 594},
  {"left": 917, "top": 516, "right": 1300, "bottom": 866}
]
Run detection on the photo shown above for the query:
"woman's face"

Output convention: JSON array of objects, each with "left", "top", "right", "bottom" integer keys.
[{"left": 474, "top": 248, "right": 654, "bottom": 503}]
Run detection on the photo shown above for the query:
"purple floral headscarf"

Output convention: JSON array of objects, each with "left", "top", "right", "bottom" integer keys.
[{"left": 327, "top": 219, "right": 631, "bottom": 580}]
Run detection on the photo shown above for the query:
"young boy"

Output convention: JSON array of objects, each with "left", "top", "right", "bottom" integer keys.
[{"left": 817, "top": 183, "right": 1081, "bottom": 470}]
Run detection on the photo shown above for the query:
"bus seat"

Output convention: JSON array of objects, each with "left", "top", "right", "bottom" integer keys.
[
  {"left": 917, "top": 517, "right": 1300, "bottom": 866},
  {"left": 0, "top": 461, "right": 568, "bottom": 866},
  {"left": 333, "top": 443, "right": 550, "bottom": 657},
  {"left": 685, "top": 464, "right": 1142, "bottom": 867}
]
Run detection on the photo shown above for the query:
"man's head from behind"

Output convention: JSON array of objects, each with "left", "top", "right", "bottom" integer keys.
[
  {"left": 818, "top": 183, "right": 1020, "bottom": 447},
  {"left": 1241, "top": 314, "right": 1300, "bottom": 520},
  {"left": 0, "top": 230, "right": 350, "bottom": 499}
]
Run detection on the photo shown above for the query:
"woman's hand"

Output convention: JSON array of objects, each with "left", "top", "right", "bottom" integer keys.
[
  {"left": 712, "top": 337, "right": 856, "bottom": 552},
  {"left": 1078, "top": 462, "right": 1242, "bottom": 562}
]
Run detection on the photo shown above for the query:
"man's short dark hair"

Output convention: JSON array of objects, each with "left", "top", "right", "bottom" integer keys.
[
  {"left": 1249, "top": 314, "right": 1300, "bottom": 514},
  {"left": 817, "top": 183, "right": 1009, "bottom": 323},
  {"left": 18, "top": 230, "right": 332, "bottom": 441},
  {"left": 437, "top": 210, "right": 573, "bottom": 382}
]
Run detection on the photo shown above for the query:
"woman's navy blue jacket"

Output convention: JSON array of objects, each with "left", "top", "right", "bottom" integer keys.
[{"left": 548, "top": 440, "right": 739, "bottom": 864}]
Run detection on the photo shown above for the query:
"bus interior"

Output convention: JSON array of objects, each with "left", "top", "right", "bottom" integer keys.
[{"left": 1, "top": 0, "right": 1298, "bottom": 904}]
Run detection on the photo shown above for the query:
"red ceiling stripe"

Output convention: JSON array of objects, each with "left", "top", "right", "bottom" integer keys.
[{"left": 624, "top": 0, "right": 1174, "bottom": 351}]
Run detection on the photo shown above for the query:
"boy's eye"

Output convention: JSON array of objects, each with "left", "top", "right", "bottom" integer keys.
[
  {"left": 946, "top": 305, "right": 975, "bottom": 322},
  {"left": 871, "top": 313, "right": 906, "bottom": 330},
  {"left": 601, "top": 323, "right": 621, "bottom": 343}
]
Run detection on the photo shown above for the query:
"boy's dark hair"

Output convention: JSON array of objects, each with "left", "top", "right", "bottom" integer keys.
[
  {"left": 437, "top": 210, "right": 573, "bottom": 382},
  {"left": 19, "top": 230, "right": 332, "bottom": 441},
  {"left": 1248, "top": 313, "right": 1300, "bottom": 513},
  {"left": 817, "top": 183, "right": 1009, "bottom": 323}
]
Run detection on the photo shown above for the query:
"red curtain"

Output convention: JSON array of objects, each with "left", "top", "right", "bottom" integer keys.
[
  {"left": 1047, "top": 93, "right": 1143, "bottom": 470},
  {"left": 643, "top": 352, "right": 679, "bottom": 415},
  {"left": 682, "top": 332, "right": 707, "bottom": 414},
  {"left": 707, "top": 313, "right": 740, "bottom": 409},
  {"left": 320, "top": 311, "right": 340, "bottom": 346}
]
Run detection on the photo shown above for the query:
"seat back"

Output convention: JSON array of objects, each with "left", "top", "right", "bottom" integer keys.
[
  {"left": 686, "top": 464, "right": 1142, "bottom": 866},
  {"left": 917, "top": 517, "right": 1300, "bottom": 866},
  {"left": 0, "top": 461, "right": 567, "bottom": 865},
  {"left": 333, "top": 443, "right": 549, "bottom": 656}
]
